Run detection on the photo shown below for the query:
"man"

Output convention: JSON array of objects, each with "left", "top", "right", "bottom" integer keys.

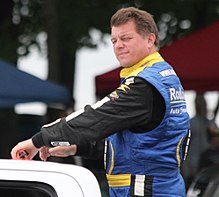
[{"left": 11, "top": 7, "right": 190, "bottom": 197}]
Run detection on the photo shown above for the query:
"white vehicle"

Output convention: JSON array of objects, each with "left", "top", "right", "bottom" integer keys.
[{"left": 0, "top": 159, "right": 102, "bottom": 197}]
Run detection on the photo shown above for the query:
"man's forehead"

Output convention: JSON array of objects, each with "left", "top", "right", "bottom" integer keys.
[{"left": 111, "top": 24, "right": 136, "bottom": 38}]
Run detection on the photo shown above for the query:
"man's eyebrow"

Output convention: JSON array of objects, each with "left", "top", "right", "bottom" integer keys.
[
  {"left": 111, "top": 33, "right": 133, "bottom": 39},
  {"left": 120, "top": 32, "right": 133, "bottom": 37}
]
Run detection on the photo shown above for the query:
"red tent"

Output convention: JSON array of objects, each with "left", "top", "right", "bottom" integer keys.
[
  {"left": 95, "top": 67, "right": 121, "bottom": 98},
  {"left": 160, "top": 20, "right": 219, "bottom": 92},
  {"left": 95, "top": 20, "right": 219, "bottom": 97}
]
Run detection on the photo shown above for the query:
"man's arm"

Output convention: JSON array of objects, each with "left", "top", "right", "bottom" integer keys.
[
  {"left": 11, "top": 77, "right": 165, "bottom": 160},
  {"left": 32, "top": 77, "right": 157, "bottom": 149}
]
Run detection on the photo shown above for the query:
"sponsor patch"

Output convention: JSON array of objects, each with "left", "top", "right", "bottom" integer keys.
[
  {"left": 160, "top": 69, "right": 176, "bottom": 77},
  {"left": 170, "top": 107, "right": 187, "bottom": 114},
  {"left": 117, "top": 84, "right": 130, "bottom": 92},
  {"left": 51, "top": 141, "right": 70, "bottom": 146},
  {"left": 169, "top": 87, "right": 187, "bottom": 115},
  {"left": 110, "top": 91, "right": 119, "bottom": 101},
  {"left": 169, "top": 87, "right": 185, "bottom": 102},
  {"left": 125, "top": 77, "right": 135, "bottom": 85}
]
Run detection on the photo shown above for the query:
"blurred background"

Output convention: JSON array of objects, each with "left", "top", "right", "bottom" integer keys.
[{"left": 1, "top": 0, "right": 219, "bottom": 196}]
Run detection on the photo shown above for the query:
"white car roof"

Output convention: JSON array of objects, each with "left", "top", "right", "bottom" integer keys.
[{"left": 0, "top": 159, "right": 102, "bottom": 197}]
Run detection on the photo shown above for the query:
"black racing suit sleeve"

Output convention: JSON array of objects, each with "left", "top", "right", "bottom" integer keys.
[{"left": 32, "top": 77, "right": 165, "bottom": 158}]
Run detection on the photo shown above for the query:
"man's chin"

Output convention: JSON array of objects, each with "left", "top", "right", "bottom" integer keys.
[{"left": 120, "top": 63, "right": 132, "bottom": 68}]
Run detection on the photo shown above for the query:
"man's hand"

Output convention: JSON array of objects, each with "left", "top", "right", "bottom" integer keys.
[
  {"left": 39, "top": 145, "right": 77, "bottom": 161},
  {"left": 11, "top": 139, "right": 39, "bottom": 160}
]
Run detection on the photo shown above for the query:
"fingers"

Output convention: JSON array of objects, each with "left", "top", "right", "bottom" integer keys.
[
  {"left": 11, "top": 140, "right": 77, "bottom": 161},
  {"left": 39, "top": 146, "right": 51, "bottom": 161},
  {"left": 49, "top": 145, "right": 77, "bottom": 157},
  {"left": 39, "top": 145, "right": 77, "bottom": 160},
  {"left": 11, "top": 139, "right": 38, "bottom": 160}
]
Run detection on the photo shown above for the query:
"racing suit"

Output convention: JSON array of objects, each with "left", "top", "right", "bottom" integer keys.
[{"left": 32, "top": 52, "right": 190, "bottom": 197}]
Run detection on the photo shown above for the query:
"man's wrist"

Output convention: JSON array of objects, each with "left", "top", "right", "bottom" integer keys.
[{"left": 32, "top": 132, "right": 44, "bottom": 148}]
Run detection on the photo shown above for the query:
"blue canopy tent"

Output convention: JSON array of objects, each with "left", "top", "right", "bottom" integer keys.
[{"left": 0, "top": 59, "right": 71, "bottom": 108}]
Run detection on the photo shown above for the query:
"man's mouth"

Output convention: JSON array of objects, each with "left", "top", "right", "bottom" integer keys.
[{"left": 117, "top": 52, "right": 128, "bottom": 58}]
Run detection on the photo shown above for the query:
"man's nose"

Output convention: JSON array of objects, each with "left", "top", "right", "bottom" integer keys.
[{"left": 115, "top": 39, "right": 124, "bottom": 48}]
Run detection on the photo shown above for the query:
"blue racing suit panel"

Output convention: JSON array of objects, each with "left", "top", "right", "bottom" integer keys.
[{"left": 106, "top": 52, "right": 190, "bottom": 197}]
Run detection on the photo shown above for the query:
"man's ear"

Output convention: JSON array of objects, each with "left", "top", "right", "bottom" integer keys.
[{"left": 147, "top": 33, "right": 156, "bottom": 47}]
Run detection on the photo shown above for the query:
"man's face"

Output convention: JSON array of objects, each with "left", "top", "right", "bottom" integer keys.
[{"left": 111, "top": 20, "right": 155, "bottom": 68}]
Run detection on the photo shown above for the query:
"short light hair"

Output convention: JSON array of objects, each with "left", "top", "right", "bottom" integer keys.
[{"left": 111, "top": 7, "right": 159, "bottom": 48}]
